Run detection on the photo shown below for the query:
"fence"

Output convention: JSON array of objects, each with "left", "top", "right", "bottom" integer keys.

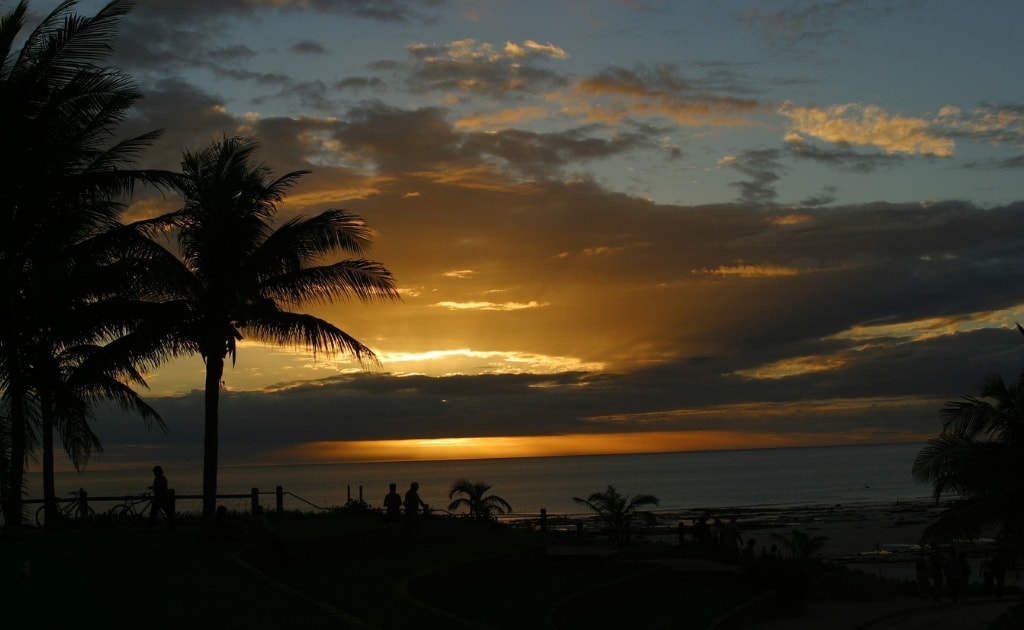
[{"left": 22, "top": 485, "right": 302, "bottom": 516}]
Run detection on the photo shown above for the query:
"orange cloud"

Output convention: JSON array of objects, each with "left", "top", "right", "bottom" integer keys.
[
  {"left": 550, "top": 76, "right": 762, "bottom": 127},
  {"left": 433, "top": 300, "right": 547, "bottom": 311},
  {"left": 780, "top": 102, "right": 955, "bottom": 156},
  {"left": 691, "top": 263, "right": 801, "bottom": 278},
  {"left": 454, "top": 106, "right": 550, "bottom": 130}
]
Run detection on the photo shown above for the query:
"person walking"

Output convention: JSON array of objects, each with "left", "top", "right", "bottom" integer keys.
[{"left": 148, "top": 465, "right": 176, "bottom": 531}]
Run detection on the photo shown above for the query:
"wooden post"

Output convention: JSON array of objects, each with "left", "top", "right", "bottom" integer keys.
[
  {"left": 276, "top": 485, "right": 284, "bottom": 513},
  {"left": 540, "top": 508, "right": 547, "bottom": 533},
  {"left": 251, "top": 488, "right": 259, "bottom": 513},
  {"left": 168, "top": 489, "right": 175, "bottom": 516},
  {"left": 678, "top": 521, "right": 685, "bottom": 547},
  {"left": 346, "top": 484, "right": 351, "bottom": 503}
]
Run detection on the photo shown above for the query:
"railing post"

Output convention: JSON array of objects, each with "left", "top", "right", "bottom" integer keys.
[
  {"left": 276, "top": 485, "right": 284, "bottom": 513},
  {"left": 251, "top": 488, "right": 259, "bottom": 513},
  {"left": 540, "top": 508, "right": 547, "bottom": 533},
  {"left": 168, "top": 489, "right": 175, "bottom": 516},
  {"left": 678, "top": 521, "right": 685, "bottom": 547}
]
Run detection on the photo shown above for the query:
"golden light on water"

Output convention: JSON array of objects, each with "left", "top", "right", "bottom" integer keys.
[{"left": 273, "top": 430, "right": 901, "bottom": 464}]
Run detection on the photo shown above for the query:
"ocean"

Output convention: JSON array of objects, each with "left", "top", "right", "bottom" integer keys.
[{"left": 24, "top": 442, "right": 932, "bottom": 518}]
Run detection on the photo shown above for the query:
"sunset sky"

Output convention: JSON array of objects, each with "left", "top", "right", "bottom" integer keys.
[{"left": 32, "top": 0, "right": 1024, "bottom": 468}]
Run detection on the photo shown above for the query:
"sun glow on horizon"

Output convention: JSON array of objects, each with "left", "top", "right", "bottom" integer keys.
[{"left": 272, "top": 430, "right": 922, "bottom": 464}]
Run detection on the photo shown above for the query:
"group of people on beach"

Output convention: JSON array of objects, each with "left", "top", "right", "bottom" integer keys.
[
  {"left": 691, "top": 513, "right": 745, "bottom": 559},
  {"left": 916, "top": 546, "right": 1010, "bottom": 602}
]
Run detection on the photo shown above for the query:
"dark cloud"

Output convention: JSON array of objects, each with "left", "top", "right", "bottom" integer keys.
[
  {"left": 462, "top": 127, "right": 652, "bottom": 179},
  {"left": 799, "top": 185, "right": 838, "bottom": 207},
  {"left": 736, "top": 0, "right": 899, "bottom": 60},
  {"left": 786, "top": 136, "right": 903, "bottom": 172},
  {"left": 252, "top": 80, "right": 337, "bottom": 113},
  {"left": 336, "top": 76, "right": 388, "bottom": 92},
  {"left": 725, "top": 147, "right": 784, "bottom": 206},
  {"left": 291, "top": 40, "right": 328, "bottom": 55},
  {"left": 997, "top": 155, "right": 1024, "bottom": 169},
  {"left": 95, "top": 325, "right": 1024, "bottom": 465},
  {"left": 398, "top": 40, "right": 570, "bottom": 98},
  {"left": 125, "top": 0, "right": 446, "bottom": 24}
]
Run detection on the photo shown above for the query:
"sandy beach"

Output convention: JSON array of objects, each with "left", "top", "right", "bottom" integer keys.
[{"left": 650, "top": 500, "right": 1012, "bottom": 584}]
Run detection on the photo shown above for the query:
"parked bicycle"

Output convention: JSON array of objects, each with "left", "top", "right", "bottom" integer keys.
[
  {"left": 108, "top": 492, "right": 153, "bottom": 528},
  {"left": 35, "top": 488, "right": 96, "bottom": 529}
]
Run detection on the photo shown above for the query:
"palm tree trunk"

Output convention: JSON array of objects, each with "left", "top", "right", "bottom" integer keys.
[
  {"left": 3, "top": 371, "right": 27, "bottom": 539},
  {"left": 41, "top": 392, "right": 58, "bottom": 530},
  {"left": 202, "top": 354, "right": 225, "bottom": 532}
]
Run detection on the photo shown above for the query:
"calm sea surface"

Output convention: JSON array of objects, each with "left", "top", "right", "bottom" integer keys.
[{"left": 26, "top": 442, "right": 931, "bottom": 517}]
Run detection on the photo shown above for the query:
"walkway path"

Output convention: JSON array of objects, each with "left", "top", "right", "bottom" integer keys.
[{"left": 745, "top": 598, "right": 1017, "bottom": 630}]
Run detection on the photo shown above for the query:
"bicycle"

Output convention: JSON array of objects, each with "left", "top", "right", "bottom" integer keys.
[
  {"left": 35, "top": 488, "right": 96, "bottom": 529},
  {"left": 108, "top": 492, "right": 153, "bottom": 528}
]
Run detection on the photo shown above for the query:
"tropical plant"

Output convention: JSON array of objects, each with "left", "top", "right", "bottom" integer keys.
[
  {"left": 771, "top": 529, "right": 830, "bottom": 563},
  {"left": 0, "top": 0, "right": 170, "bottom": 535},
  {"left": 912, "top": 332, "right": 1024, "bottom": 551},
  {"left": 572, "top": 485, "right": 659, "bottom": 543},
  {"left": 447, "top": 479, "right": 512, "bottom": 520},
  {"left": 138, "top": 136, "right": 399, "bottom": 530}
]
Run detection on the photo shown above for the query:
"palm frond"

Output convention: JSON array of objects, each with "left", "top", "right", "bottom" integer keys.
[
  {"left": 260, "top": 260, "right": 400, "bottom": 306},
  {"left": 240, "top": 310, "right": 379, "bottom": 365}
]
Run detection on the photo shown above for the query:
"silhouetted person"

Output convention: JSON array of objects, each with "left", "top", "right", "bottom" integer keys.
[
  {"left": 404, "top": 482, "right": 426, "bottom": 518},
  {"left": 992, "top": 548, "right": 1008, "bottom": 598},
  {"left": 945, "top": 550, "right": 970, "bottom": 602},
  {"left": 710, "top": 517, "right": 723, "bottom": 551},
  {"left": 403, "top": 482, "right": 427, "bottom": 539},
  {"left": 741, "top": 537, "right": 758, "bottom": 584},
  {"left": 249, "top": 505, "right": 289, "bottom": 561},
  {"left": 384, "top": 483, "right": 402, "bottom": 522},
  {"left": 723, "top": 516, "right": 742, "bottom": 560},
  {"left": 915, "top": 552, "right": 931, "bottom": 601},
  {"left": 147, "top": 465, "right": 175, "bottom": 531},
  {"left": 693, "top": 515, "right": 710, "bottom": 548},
  {"left": 980, "top": 553, "right": 994, "bottom": 597},
  {"left": 214, "top": 505, "right": 243, "bottom": 541}
]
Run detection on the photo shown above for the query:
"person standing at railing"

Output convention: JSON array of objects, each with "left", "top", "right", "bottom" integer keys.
[
  {"left": 147, "top": 465, "right": 176, "bottom": 532},
  {"left": 384, "top": 483, "right": 402, "bottom": 522},
  {"left": 402, "top": 481, "right": 428, "bottom": 540}
]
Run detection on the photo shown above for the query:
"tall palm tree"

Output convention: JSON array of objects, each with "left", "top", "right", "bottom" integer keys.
[
  {"left": 912, "top": 357, "right": 1024, "bottom": 550},
  {"left": 143, "top": 136, "right": 399, "bottom": 530},
  {"left": 0, "top": 0, "right": 169, "bottom": 536},
  {"left": 573, "top": 485, "right": 660, "bottom": 543},
  {"left": 447, "top": 479, "right": 512, "bottom": 520}
]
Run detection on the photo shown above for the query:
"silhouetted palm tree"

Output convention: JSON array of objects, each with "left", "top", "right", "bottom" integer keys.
[
  {"left": 913, "top": 345, "right": 1024, "bottom": 550},
  {"left": 0, "top": 0, "right": 169, "bottom": 535},
  {"left": 38, "top": 342, "right": 164, "bottom": 527},
  {"left": 140, "top": 136, "right": 399, "bottom": 529},
  {"left": 771, "top": 529, "right": 830, "bottom": 563},
  {"left": 447, "top": 479, "right": 512, "bottom": 520},
  {"left": 573, "top": 485, "right": 659, "bottom": 543}
]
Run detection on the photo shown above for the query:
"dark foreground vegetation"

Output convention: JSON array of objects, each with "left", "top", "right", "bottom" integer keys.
[{"left": 4, "top": 509, "right": 997, "bottom": 629}]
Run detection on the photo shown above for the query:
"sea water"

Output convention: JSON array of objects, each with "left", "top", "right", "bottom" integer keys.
[{"left": 25, "top": 442, "right": 932, "bottom": 517}]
